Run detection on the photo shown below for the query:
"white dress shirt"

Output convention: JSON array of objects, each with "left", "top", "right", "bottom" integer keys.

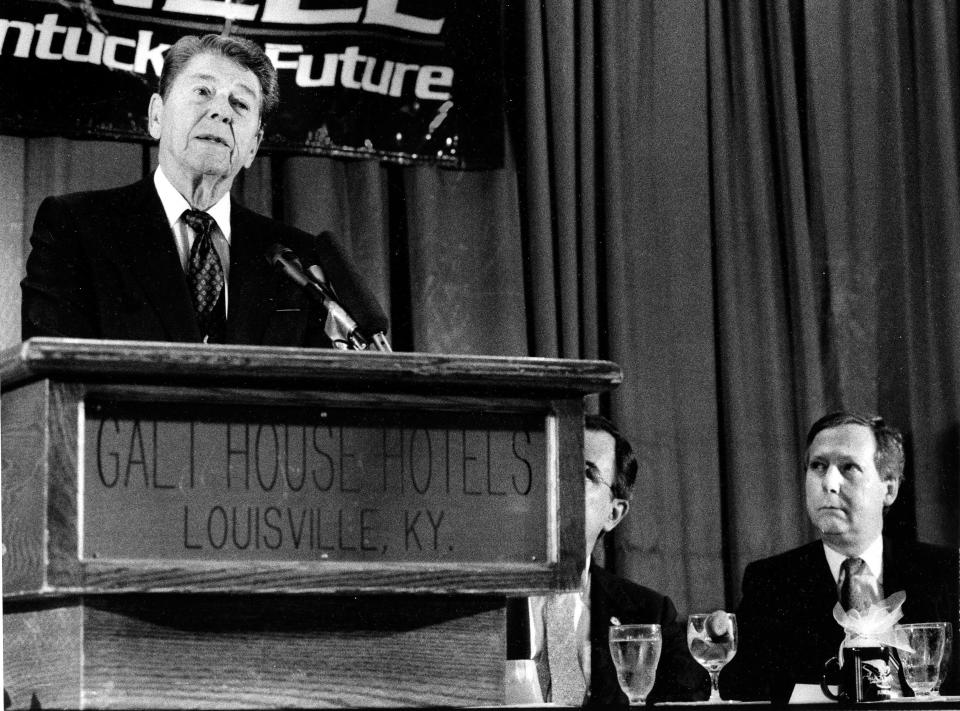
[
  {"left": 153, "top": 167, "right": 232, "bottom": 315},
  {"left": 528, "top": 559, "right": 591, "bottom": 660}
]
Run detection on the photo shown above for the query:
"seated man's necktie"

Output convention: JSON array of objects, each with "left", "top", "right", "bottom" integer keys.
[
  {"left": 839, "top": 557, "right": 879, "bottom": 612},
  {"left": 544, "top": 593, "right": 589, "bottom": 705},
  {"left": 181, "top": 209, "right": 225, "bottom": 342}
]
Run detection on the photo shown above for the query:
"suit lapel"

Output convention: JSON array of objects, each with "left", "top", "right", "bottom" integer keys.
[
  {"left": 795, "top": 542, "right": 842, "bottom": 621},
  {"left": 113, "top": 178, "right": 201, "bottom": 342},
  {"left": 811, "top": 542, "right": 840, "bottom": 597},
  {"left": 588, "top": 565, "right": 623, "bottom": 702},
  {"left": 883, "top": 537, "right": 927, "bottom": 618},
  {"left": 590, "top": 564, "right": 634, "bottom": 624},
  {"left": 883, "top": 537, "right": 902, "bottom": 599},
  {"left": 225, "top": 202, "right": 273, "bottom": 344}
]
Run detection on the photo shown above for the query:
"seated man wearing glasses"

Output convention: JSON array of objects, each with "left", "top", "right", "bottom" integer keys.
[
  {"left": 721, "top": 411, "right": 959, "bottom": 702},
  {"left": 524, "top": 414, "right": 708, "bottom": 707}
]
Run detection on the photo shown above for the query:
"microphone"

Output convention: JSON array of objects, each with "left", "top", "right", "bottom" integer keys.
[
  {"left": 265, "top": 241, "right": 391, "bottom": 351},
  {"left": 265, "top": 243, "right": 369, "bottom": 350},
  {"left": 307, "top": 232, "right": 390, "bottom": 346}
]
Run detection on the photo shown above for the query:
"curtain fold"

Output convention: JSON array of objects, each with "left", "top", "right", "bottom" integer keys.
[
  {"left": 596, "top": 1, "right": 725, "bottom": 611},
  {"left": 707, "top": 0, "right": 811, "bottom": 598},
  {"left": 0, "top": 136, "right": 26, "bottom": 343},
  {"left": 280, "top": 156, "right": 393, "bottom": 320},
  {"left": 403, "top": 146, "right": 527, "bottom": 356},
  {"left": 903, "top": 0, "right": 960, "bottom": 546}
]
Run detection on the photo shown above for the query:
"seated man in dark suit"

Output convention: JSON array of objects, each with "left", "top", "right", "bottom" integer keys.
[
  {"left": 21, "top": 34, "right": 333, "bottom": 347},
  {"left": 721, "top": 411, "right": 959, "bottom": 702},
  {"left": 528, "top": 414, "right": 708, "bottom": 707}
]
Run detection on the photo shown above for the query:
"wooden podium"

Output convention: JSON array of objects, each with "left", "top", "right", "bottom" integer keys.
[{"left": 1, "top": 338, "right": 621, "bottom": 709}]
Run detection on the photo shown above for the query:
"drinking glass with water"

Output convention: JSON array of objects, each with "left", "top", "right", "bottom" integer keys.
[
  {"left": 608, "top": 623, "right": 662, "bottom": 705},
  {"left": 687, "top": 611, "right": 738, "bottom": 703},
  {"left": 897, "top": 622, "right": 949, "bottom": 696}
]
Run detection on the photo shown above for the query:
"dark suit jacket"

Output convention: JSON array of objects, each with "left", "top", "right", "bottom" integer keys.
[
  {"left": 21, "top": 176, "right": 329, "bottom": 346},
  {"left": 588, "top": 563, "right": 709, "bottom": 707},
  {"left": 720, "top": 538, "right": 959, "bottom": 702}
]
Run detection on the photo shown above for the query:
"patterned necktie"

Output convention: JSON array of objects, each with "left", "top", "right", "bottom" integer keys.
[
  {"left": 181, "top": 209, "right": 224, "bottom": 340},
  {"left": 544, "top": 593, "right": 589, "bottom": 705},
  {"left": 840, "top": 557, "right": 878, "bottom": 612}
]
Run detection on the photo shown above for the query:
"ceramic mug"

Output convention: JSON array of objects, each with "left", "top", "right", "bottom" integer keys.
[{"left": 821, "top": 646, "right": 894, "bottom": 703}]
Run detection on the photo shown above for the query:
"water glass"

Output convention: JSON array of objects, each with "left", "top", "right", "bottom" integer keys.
[
  {"left": 687, "top": 612, "right": 738, "bottom": 702},
  {"left": 897, "top": 622, "right": 948, "bottom": 696},
  {"left": 609, "top": 624, "right": 662, "bottom": 705},
  {"left": 933, "top": 622, "right": 953, "bottom": 696}
]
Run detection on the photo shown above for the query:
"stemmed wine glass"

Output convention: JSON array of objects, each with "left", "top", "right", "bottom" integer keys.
[{"left": 687, "top": 612, "right": 738, "bottom": 703}]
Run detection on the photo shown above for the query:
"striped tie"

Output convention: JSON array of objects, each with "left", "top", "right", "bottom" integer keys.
[{"left": 840, "top": 557, "right": 878, "bottom": 612}]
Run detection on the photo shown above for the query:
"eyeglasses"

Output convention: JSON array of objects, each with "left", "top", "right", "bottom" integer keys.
[{"left": 585, "top": 463, "right": 616, "bottom": 493}]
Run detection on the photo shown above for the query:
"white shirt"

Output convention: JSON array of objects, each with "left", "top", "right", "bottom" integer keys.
[
  {"left": 153, "top": 167, "right": 232, "bottom": 315},
  {"left": 528, "top": 561, "right": 591, "bottom": 659},
  {"left": 823, "top": 535, "right": 884, "bottom": 597},
  {"left": 526, "top": 562, "right": 592, "bottom": 702}
]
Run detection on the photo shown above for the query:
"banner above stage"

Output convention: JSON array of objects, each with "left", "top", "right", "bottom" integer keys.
[{"left": 0, "top": 0, "right": 504, "bottom": 168}]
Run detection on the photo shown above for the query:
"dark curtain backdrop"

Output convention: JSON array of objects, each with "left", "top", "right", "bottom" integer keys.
[{"left": 2, "top": 0, "right": 959, "bottom": 615}]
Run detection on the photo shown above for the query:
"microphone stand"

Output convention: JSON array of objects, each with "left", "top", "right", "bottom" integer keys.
[
  {"left": 266, "top": 244, "right": 392, "bottom": 352},
  {"left": 370, "top": 332, "right": 392, "bottom": 352}
]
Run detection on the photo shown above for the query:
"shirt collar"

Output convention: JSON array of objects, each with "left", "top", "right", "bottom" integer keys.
[
  {"left": 823, "top": 535, "right": 884, "bottom": 584},
  {"left": 153, "top": 166, "right": 232, "bottom": 242}
]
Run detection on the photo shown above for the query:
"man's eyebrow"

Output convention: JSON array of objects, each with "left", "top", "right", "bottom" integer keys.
[{"left": 186, "top": 72, "right": 259, "bottom": 99}]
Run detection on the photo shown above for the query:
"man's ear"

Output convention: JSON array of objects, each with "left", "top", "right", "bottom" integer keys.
[
  {"left": 147, "top": 94, "right": 163, "bottom": 140},
  {"left": 242, "top": 126, "right": 264, "bottom": 169},
  {"left": 882, "top": 477, "right": 900, "bottom": 508},
  {"left": 602, "top": 499, "right": 630, "bottom": 535}
]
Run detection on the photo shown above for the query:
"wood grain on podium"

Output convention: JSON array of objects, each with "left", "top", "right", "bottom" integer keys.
[
  {"left": 0, "top": 338, "right": 621, "bottom": 394},
  {"left": 1, "top": 379, "right": 47, "bottom": 594},
  {"left": 6, "top": 595, "right": 504, "bottom": 708}
]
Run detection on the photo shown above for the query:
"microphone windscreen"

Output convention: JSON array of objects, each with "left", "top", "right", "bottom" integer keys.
[
  {"left": 265, "top": 242, "right": 310, "bottom": 288},
  {"left": 265, "top": 242, "right": 290, "bottom": 267},
  {"left": 309, "top": 231, "right": 389, "bottom": 337}
]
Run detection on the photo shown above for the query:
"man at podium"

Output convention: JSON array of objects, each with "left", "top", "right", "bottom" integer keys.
[
  {"left": 529, "top": 414, "right": 708, "bottom": 706},
  {"left": 21, "top": 34, "right": 334, "bottom": 347}
]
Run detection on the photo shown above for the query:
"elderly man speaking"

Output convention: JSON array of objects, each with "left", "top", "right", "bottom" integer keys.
[{"left": 22, "top": 34, "right": 332, "bottom": 346}]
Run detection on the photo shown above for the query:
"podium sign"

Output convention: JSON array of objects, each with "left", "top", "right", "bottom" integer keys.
[{"left": 84, "top": 402, "right": 549, "bottom": 563}]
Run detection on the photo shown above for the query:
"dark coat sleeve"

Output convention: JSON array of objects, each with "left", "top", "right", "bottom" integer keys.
[
  {"left": 21, "top": 195, "right": 100, "bottom": 339},
  {"left": 719, "top": 560, "right": 783, "bottom": 701},
  {"left": 721, "top": 555, "right": 843, "bottom": 703}
]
